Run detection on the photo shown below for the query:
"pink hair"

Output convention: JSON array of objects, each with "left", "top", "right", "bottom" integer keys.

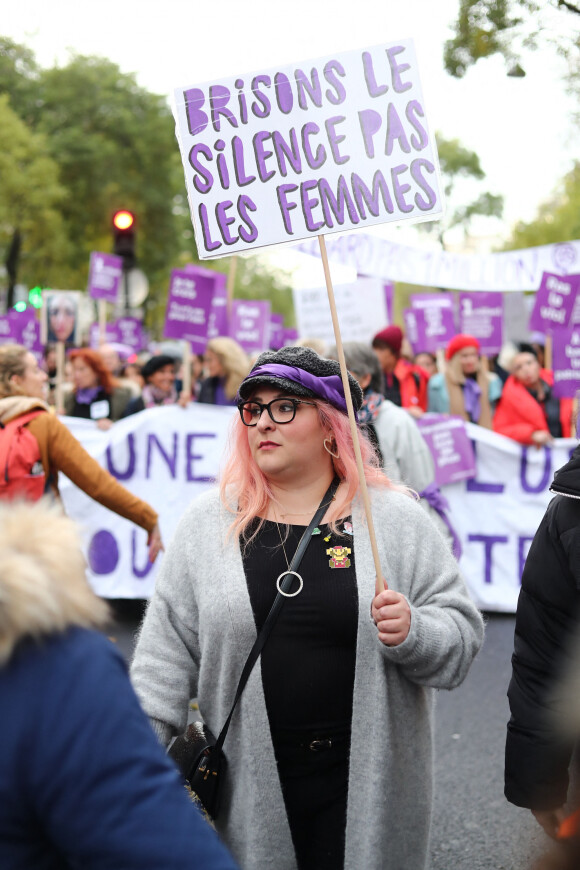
[{"left": 219, "top": 399, "right": 413, "bottom": 543}]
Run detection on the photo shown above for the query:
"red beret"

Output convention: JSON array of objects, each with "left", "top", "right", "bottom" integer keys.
[
  {"left": 372, "top": 325, "right": 403, "bottom": 355},
  {"left": 445, "top": 334, "right": 480, "bottom": 361}
]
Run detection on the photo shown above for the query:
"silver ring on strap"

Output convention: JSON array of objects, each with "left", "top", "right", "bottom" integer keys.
[{"left": 276, "top": 571, "right": 304, "bottom": 597}]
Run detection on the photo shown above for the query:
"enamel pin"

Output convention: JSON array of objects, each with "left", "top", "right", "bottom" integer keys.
[{"left": 326, "top": 545, "right": 352, "bottom": 569}]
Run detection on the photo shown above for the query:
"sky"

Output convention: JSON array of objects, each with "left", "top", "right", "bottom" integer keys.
[{"left": 2, "top": 0, "right": 579, "bottom": 284}]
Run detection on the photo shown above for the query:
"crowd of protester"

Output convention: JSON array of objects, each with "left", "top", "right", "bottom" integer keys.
[{"left": 3, "top": 316, "right": 580, "bottom": 870}]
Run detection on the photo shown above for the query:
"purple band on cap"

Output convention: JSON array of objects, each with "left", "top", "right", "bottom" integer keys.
[{"left": 242, "top": 364, "right": 351, "bottom": 415}]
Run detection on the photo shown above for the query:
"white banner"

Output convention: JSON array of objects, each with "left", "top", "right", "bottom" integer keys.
[
  {"left": 292, "top": 277, "right": 389, "bottom": 346},
  {"left": 173, "top": 41, "right": 442, "bottom": 259},
  {"left": 60, "top": 408, "right": 575, "bottom": 611},
  {"left": 297, "top": 235, "right": 580, "bottom": 292}
]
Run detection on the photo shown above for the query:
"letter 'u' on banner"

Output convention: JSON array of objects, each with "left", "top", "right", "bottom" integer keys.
[{"left": 172, "top": 41, "right": 444, "bottom": 595}]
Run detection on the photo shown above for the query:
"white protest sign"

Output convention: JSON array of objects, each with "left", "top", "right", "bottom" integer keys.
[
  {"left": 292, "top": 277, "right": 389, "bottom": 345},
  {"left": 174, "top": 41, "right": 443, "bottom": 259}
]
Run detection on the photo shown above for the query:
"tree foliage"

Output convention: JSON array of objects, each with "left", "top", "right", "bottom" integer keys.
[
  {"left": 419, "top": 133, "right": 503, "bottom": 247},
  {"left": 444, "top": 0, "right": 580, "bottom": 79},
  {"left": 504, "top": 160, "right": 580, "bottom": 248},
  {"left": 0, "top": 37, "right": 292, "bottom": 332}
]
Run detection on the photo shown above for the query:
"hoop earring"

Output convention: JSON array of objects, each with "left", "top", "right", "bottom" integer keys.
[{"left": 323, "top": 438, "right": 340, "bottom": 459}]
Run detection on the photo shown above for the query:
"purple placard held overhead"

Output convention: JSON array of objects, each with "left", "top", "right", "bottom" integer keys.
[
  {"left": 269, "top": 314, "right": 285, "bottom": 350},
  {"left": 0, "top": 316, "right": 19, "bottom": 343},
  {"left": 88, "top": 252, "right": 123, "bottom": 302},
  {"left": 459, "top": 292, "right": 503, "bottom": 355},
  {"left": 551, "top": 326, "right": 580, "bottom": 398},
  {"left": 19, "top": 315, "right": 43, "bottom": 356},
  {"left": 163, "top": 269, "right": 216, "bottom": 352},
  {"left": 529, "top": 272, "right": 580, "bottom": 332},
  {"left": 115, "top": 317, "right": 146, "bottom": 351},
  {"left": 410, "top": 292, "right": 453, "bottom": 311},
  {"left": 88, "top": 322, "right": 119, "bottom": 348},
  {"left": 282, "top": 327, "right": 299, "bottom": 346},
  {"left": 404, "top": 306, "right": 455, "bottom": 354},
  {"left": 230, "top": 300, "right": 271, "bottom": 355},
  {"left": 416, "top": 414, "right": 476, "bottom": 486},
  {"left": 183, "top": 264, "right": 229, "bottom": 340}
]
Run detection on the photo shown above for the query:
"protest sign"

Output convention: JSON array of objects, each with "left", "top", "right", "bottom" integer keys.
[
  {"left": 229, "top": 299, "right": 271, "bottom": 354},
  {"left": 19, "top": 314, "right": 43, "bottom": 357},
  {"left": 550, "top": 326, "right": 580, "bottom": 398},
  {"left": 174, "top": 41, "right": 442, "bottom": 259},
  {"left": 0, "top": 316, "right": 20, "bottom": 342},
  {"left": 529, "top": 272, "right": 580, "bottom": 332},
  {"left": 163, "top": 268, "right": 216, "bottom": 352},
  {"left": 115, "top": 317, "right": 146, "bottom": 351},
  {"left": 384, "top": 282, "right": 394, "bottom": 323},
  {"left": 410, "top": 291, "right": 453, "bottom": 310},
  {"left": 416, "top": 414, "right": 476, "bottom": 486},
  {"left": 282, "top": 327, "right": 298, "bottom": 345},
  {"left": 405, "top": 296, "right": 456, "bottom": 352},
  {"left": 459, "top": 292, "right": 503, "bottom": 355},
  {"left": 41, "top": 291, "right": 81, "bottom": 346},
  {"left": 87, "top": 252, "right": 123, "bottom": 302},
  {"left": 293, "top": 277, "right": 389, "bottom": 347},
  {"left": 89, "top": 323, "right": 118, "bottom": 347}
]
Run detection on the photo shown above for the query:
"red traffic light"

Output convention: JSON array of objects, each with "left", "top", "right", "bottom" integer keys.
[{"left": 112, "top": 210, "right": 135, "bottom": 231}]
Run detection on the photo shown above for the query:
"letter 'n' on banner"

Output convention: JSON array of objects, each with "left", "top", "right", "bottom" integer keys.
[{"left": 172, "top": 41, "right": 445, "bottom": 594}]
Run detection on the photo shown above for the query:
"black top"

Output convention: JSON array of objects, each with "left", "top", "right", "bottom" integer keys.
[
  {"left": 527, "top": 380, "right": 562, "bottom": 438},
  {"left": 242, "top": 518, "right": 358, "bottom": 734},
  {"left": 382, "top": 371, "right": 401, "bottom": 406}
]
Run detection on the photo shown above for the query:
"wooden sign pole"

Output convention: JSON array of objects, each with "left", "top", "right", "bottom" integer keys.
[
  {"left": 226, "top": 255, "right": 238, "bottom": 320},
  {"left": 98, "top": 300, "right": 107, "bottom": 347},
  {"left": 318, "top": 235, "right": 386, "bottom": 596},
  {"left": 55, "top": 341, "right": 65, "bottom": 415},
  {"left": 181, "top": 341, "right": 192, "bottom": 402}
]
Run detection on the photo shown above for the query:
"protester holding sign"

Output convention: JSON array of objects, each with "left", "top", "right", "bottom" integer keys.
[
  {"left": 131, "top": 346, "right": 483, "bottom": 870},
  {"left": 493, "top": 349, "right": 573, "bottom": 446},
  {"left": 64, "top": 348, "right": 132, "bottom": 429},
  {"left": 428, "top": 334, "right": 502, "bottom": 427},
  {"left": 0, "top": 344, "right": 163, "bottom": 562},
  {"left": 371, "top": 325, "right": 429, "bottom": 417},
  {"left": 198, "top": 337, "right": 249, "bottom": 406}
]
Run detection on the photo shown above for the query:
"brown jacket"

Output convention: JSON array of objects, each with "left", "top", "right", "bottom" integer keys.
[{"left": 0, "top": 397, "right": 157, "bottom": 533}]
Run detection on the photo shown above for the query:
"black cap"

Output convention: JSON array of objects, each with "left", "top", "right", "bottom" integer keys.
[
  {"left": 238, "top": 345, "right": 363, "bottom": 412},
  {"left": 141, "top": 355, "right": 176, "bottom": 381}
]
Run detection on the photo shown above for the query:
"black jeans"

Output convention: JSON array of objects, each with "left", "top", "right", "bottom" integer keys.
[{"left": 273, "top": 727, "right": 350, "bottom": 870}]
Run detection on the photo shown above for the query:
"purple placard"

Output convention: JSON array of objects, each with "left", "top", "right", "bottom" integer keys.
[
  {"left": 458, "top": 292, "right": 503, "bottom": 355},
  {"left": 551, "top": 326, "right": 580, "bottom": 398},
  {"left": 529, "top": 272, "right": 580, "bottom": 332},
  {"left": 230, "top": 300, "right": 271, "bottom": 355},
  {"left": 89, "top": 323, "right": 119, "bottom": 348},
  {"left": 88, "top": 252, "right": 123, "bottom": 302},
  {"left": 19, "top": 315, "right": 43, "bottom": 355},
  {"left": 115, "top": 317, "right": 146, "bottom": 351},
  {"left": 410, "top": 292, "right": 454, "bottom": 310},
  {"left": 403, "top": 306, "right": 455, "bottom": 354},
  {"left": 282, "top": 327, "right": 299, "bottom": 346},
  {"left": 416, "top": 414, "right": 476, "bottom": 486},
  {"left": 269, "top": 314, "right": 285, "bottom": 350},
  {"left": 183, "top": 264, "right": 229, "bottom": 341},
  {"left": 163, "top": 269, "right": 216, "bottom": 352},
  {"left": 0, "top": 311, "right": 32, "bottom": 344}
]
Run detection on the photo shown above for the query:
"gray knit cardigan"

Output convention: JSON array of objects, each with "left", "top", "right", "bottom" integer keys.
[{"left": 131, "top": 486, "right": 483, "bottom": 870}]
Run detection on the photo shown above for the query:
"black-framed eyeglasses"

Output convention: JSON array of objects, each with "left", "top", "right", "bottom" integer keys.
[{"left": 238, "top": 397, "right": 317, "bottom": 426}]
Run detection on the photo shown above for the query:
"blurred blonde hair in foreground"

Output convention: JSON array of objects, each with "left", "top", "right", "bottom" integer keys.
[{"left": 0, "top": 500, "right": 109, "bottom": 665}]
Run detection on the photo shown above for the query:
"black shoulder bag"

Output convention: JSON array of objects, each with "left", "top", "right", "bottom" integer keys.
[{"left": 168, "top": 477, "right": 340, "bottom": 821}]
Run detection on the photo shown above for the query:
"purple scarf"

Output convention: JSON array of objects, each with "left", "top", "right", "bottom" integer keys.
[
  {"left": 462, "top": 378, "right": 481, "bottom": 423},
  {"left": 419, "top": 483, "right": 462, "bottom": 560},
  {"left": 76, "top": 386, "right": 101, "bottom": 405},
  {"left": 243, "top": 364, "right": 352, "bottom": 416},
  {"left": 142, "top": 384, "right": 177, "bottom": 409}
]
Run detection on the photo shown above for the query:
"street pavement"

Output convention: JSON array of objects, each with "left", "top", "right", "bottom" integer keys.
[{"left": 109, "top": 602, "right": 550, "bottom": 869}]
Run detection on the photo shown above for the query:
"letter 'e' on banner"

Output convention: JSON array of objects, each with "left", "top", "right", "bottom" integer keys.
[{"left": 173, "top": 40, "right": 444, "bottom": 260}]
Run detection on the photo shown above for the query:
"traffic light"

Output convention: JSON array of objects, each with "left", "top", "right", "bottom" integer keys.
[
  {"left": 28, "top": 286, "right": 43, "bottom": 309},
  {"left": 112, "top": 210, "right": 136, "bottom": 269}
]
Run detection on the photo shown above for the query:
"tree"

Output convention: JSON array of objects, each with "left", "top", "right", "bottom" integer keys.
[
  {"left": 504, "top": 160, "right": 580, "bottom": 248},
  {"left": 419, "top": 133, "right": 503, "bottom": 247},
  {"left": 0, "top": 94, "right": 70, "bottom": 292},
  {"left": 444, "top": 1, "right": 580, "bottom": 79}
]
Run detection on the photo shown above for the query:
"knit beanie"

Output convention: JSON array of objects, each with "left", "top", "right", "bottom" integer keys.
[
  {"left": 238, "top": 346, "right": 363, "bottom": 412},
  {"left": 141, "top": 355, "right": 177, "bottom": 381},
  {"left": 445, "top": 334, "right": 480, "bottom": 361},
  {"left": 372, "top": 325, "right": 403, "bottom": 355}
]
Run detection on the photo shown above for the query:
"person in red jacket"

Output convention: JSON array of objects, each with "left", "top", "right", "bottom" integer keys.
[
  {"left": 371, "top": 325, "right": 429, "bottom": 418},
  {"left": 493, "top": 348, "right": 573, "bottom": 446}
]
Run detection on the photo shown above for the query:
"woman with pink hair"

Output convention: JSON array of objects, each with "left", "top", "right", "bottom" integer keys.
[{"left": 131, "top": 346, "right": 482, "bottom": 870}]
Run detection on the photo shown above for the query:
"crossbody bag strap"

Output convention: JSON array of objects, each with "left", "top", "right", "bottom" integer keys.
[{"left": 214, "top": 475, "right": 341, "bottom": 751}]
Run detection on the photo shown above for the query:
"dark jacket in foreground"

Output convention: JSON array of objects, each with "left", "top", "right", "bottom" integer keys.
[
  {"left": 505, "top": 443, "right": 580, "bottom": 810},
  {"left": 0, "top": 564, "right": 237, "bottom": 868}
]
